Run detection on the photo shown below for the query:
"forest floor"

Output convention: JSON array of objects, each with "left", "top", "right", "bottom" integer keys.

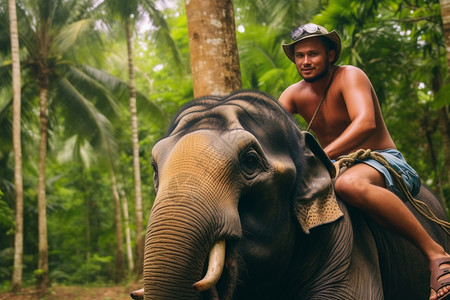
[{"left": 0, "top": 282, "right": 142, "bottom": 300}]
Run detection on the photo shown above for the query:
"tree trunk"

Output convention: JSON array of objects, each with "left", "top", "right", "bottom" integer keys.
[
  {"left": 185, "top": 0, "right": 242, "bottom": 98},
  {"left": 37, "top": 85, "right": 50, "bottom": 291},
  {"left": 120, "top": 188, "right": 134, "bottom": 272},
  {"left": 9, "top": 0, "right": 23, "bottom": 292},
  {"left": 110, "top": 169, "right": 125, "bottom": 282},
  {"left": 85, "top": 183, "right": 91, "bottom": 261},
  {"left": 125, "top": 17, "right": 144, "bottom": 276}
]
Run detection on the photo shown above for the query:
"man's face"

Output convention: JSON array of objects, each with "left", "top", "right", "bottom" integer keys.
[{"left": 293, "top": 37, "right": 335, "bottom": 83}]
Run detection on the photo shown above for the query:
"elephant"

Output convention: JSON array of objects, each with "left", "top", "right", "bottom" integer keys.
[{"left": 135, "top": 90, "right": 449, "bottom": 299}]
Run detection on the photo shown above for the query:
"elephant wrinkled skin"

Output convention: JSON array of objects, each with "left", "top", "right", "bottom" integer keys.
[{"left": 138, "top": 91, "right": 449, "bottom": 300}]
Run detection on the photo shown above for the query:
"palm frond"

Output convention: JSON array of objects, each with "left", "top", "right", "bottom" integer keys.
[
  {"left": 55, "top": 77, "right": 117, "bottom": 160},
  {"left": 54, "top": 18, "right": 93, "bottom": 54},
  {"left": 57, "top": 135, "right": 97, "bottom": 169},
  {"left": 61, "top": 64, "right": 121, "bottom": 118},
  {"left": 13, "top": 2, "right": 40, "bottom": 57},
  {"left": 0, "top": 63, "right": 12, "bottom": 91},
  {"left": 82, "top": 65, "right": 169, "bottom": 125},
  {"left": 141, "top": 0, "right": 183, "bottom": 71},
  {"left": 0, "top": 93, "right": 12, "bottom": 137}
]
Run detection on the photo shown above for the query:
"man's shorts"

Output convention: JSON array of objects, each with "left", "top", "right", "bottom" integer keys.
[{"left": 355, "top": 148, "right": 421, "bottom": 198}]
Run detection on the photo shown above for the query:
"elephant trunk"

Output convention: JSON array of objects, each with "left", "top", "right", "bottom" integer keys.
[
  {"left": 143, "top": 191, "right": 238, "bottom": 299},
  {"left": 144, "top": 132, "right": 241, "bottom": 299},
  {"left": 143, "top": 202, "right": 216, "bottom": 298}
]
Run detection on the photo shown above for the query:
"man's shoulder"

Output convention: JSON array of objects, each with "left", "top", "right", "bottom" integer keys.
[
  {"left": 279, "top": 81, "right": 308, "bottom": 113},
  {"left": 334, "top": 65, "right": 371, "bottom": 87},
  {"left": 287, "top": 80, "right": 306, "bottom": 89},
  {"left": 336, "top": 65, "right": 368, "bottom": 78},
  {"left": 281, "top": 81, "right": 306, "bottom": 97}
]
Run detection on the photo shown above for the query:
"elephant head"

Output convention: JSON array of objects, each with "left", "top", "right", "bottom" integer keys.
[{"left": 143, "top": 91, "right": 343, "bottom": 299}]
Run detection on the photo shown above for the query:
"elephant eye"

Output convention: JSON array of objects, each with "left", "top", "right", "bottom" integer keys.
[
  {"left": 151, "top": 160, "right": 159, "bottom": 192},
  {"left": 240, "top": 149, "right": 260, "bottom": 178}
]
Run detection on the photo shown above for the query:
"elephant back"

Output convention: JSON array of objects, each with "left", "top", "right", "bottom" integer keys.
[{"left": 358, "top": 185, "right": 449, "bottom": 300}]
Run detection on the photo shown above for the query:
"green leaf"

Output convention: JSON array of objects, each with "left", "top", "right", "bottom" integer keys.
[{"left": 434, "top": 83, "right": 450, "bottom": 109}]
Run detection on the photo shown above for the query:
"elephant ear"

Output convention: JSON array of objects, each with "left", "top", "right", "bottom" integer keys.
[{"left": 293, "top": 132, "right": 343, "bottom": 234}]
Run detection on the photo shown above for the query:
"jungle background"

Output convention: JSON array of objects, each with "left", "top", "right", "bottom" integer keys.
[{"left": 1, "top": 0, "right": 449, "bottom": 298}]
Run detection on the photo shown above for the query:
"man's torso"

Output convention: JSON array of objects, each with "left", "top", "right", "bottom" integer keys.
[{"left": 288, "top": 65, "right": 395, "bottom": 154}]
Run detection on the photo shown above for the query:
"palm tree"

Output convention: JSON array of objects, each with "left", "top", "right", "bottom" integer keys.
[
  {"left": 125, "top": 13, "right": 145, "bottom": 276},
  {"left": 110, "top": 167, "right": 125, "bottom": 282},
  {"left": 2, "top": 0, "right": 124, "bottom": 290},
  {"left": 103, "top": 0, "right": 180, "bottom": 276},
  {"left": 120, "top": 187, "right": 134, "bottom": 272},
  {"left": 185, "top": 0, "right": 241, "bottom": 97},
  {"left": 8, "top": 0, "right": 24, "bottom": 292}
]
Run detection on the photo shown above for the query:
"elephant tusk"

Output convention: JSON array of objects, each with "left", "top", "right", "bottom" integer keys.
[
  {"left": 193, "top": 240, "right": 226, "bottom": 292},
  {"left": 130, "top": 288, "right": 144, "bottom": 300}
]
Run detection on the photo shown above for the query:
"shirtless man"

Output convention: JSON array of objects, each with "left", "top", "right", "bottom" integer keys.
[{"left": 278, "top": 23, "right": 450, "bottom": 300}]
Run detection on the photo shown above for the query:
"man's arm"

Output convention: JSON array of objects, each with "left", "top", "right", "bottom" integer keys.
[
  {"left": 279, "top": 86, "right": 297, "bottom": 114},
  {"left": 323, "top": 67, "right": 377, "bottom": 159}
]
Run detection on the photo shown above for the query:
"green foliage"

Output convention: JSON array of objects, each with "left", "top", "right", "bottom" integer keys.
[
  {"left": 237, "top": 24, "right": 297, "bottom": 96},
  {"left": 0, "top": 247, "right": 14, "bottom": 288},
  {"left": 0, "top": 0, "right": 448, "bottom": 289},
  {"left": 434, "top": 83, "right": 450, "bottom": 109},
  {"left": 71, "top": 255, "right": 113, "bottom": 284},
  {"left": 0, "top": 190, "right": 14, "bottom": 232}
]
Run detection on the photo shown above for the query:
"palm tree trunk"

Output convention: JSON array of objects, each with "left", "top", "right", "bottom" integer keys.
[
  {"left": 84, "top": 175, "right": 91, "bottom": 261},
  {"left": 120, "top": 188, "right": 134, "bottom": 271},
  {"left": 125, "top": 17, "right": 144, "bottom": 276},
  {"left": 9, "top": 0, "right": 23, "bottom": 292},
  {"left": 185, "top": 0, "right": 242, "bottom": 97},
  {"left": 37, "top": 85, "right": 50, "bottom": 291},
  {"left": 110, "top": 168, "right": 125, "bottom": 282}
]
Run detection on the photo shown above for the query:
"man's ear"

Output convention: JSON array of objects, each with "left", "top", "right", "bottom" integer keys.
[{"left": 328, "top": 49, "right": 336, "bottom": 64}]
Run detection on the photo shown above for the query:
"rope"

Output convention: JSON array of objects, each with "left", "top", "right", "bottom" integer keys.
[
  {"left": 337, "top": 149, "right": 450, "bottom": 236},
  {"left": 306, "top": 66, "right": 338, "bottom": 132}
]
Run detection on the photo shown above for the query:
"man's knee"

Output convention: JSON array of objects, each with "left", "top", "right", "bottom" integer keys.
[{"left": 335, "top": 173, "right": 368, "bottom": 205}]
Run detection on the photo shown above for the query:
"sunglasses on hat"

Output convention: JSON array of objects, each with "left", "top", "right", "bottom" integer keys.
[{"left": 291, "top": 23, "right": 328, "bottom": 41}]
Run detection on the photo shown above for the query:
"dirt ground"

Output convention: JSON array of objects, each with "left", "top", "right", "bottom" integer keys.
[{"left": 0, "top": 283, "right": 142, "bottom": 300}]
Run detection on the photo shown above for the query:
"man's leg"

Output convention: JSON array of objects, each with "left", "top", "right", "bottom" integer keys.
[{"left": 334, "top": 164, "right": 450, "bottom": 300}]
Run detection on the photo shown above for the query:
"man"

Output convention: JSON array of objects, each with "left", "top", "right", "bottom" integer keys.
[{"left": 278, "top": 23, "right": 450, "bottom": 300}]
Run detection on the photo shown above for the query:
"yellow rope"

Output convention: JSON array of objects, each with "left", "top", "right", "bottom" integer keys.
[{"left": 337, "top": 149, "right": 450, "bottom": 236}]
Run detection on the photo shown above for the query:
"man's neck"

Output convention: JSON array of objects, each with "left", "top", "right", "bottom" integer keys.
[{"left": 304, "top": 65, "right": 337, "bottom": 93}]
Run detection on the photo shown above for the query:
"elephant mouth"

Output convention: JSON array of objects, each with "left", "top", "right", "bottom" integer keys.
[
  {"left": 197, "top": 240, "right": 239, "bottom": 300},
  {"left": 131, "top": 241, "right": 239, "bottom": 300}
]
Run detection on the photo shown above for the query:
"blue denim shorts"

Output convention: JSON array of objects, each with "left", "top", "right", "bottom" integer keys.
[{"left": 356, "top": 148, "right": 421, "bottom": 197}]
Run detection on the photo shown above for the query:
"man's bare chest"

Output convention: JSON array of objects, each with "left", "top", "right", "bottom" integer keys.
[{"left": 300, "top": 92, "right": 350, "bottom": 129}]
